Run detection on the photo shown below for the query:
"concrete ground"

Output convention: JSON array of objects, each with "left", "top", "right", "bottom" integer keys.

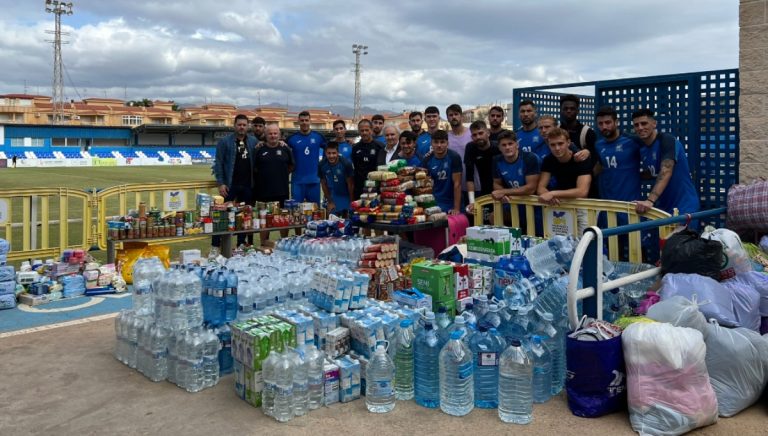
[{"left": 1, "top": 318, "right": 766, "bottom": 436}]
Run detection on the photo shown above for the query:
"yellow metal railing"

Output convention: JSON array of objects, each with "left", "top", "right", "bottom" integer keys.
[
  {"left": 472, "top": 194, "right": 674, "bottom": 263},
  {"left": 94, "top": 180, "right": 219, "bottom": 250},
  {"left": 0, "top": 187, "right": 92, "bottom": 262}
]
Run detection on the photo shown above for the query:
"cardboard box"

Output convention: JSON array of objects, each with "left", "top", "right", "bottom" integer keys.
[
  {"left": 323, "top": 360, "right": 340, "bottom": 406},
  {"left": 411, "top": 261, "right": 455, "bottom": 315},
  {"left": 454, "top": 264, "right": 469, "bottom": 301},
  {"left": 392, "top": 288, "right": 433, "bottom": 310},
  {"left": 466, "top": 226, "right": 512, "bottom": 262}
]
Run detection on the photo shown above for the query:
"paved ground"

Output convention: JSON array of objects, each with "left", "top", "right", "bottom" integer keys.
[{"left": 1, "top": 317, "right": 766, "bottom": 436}]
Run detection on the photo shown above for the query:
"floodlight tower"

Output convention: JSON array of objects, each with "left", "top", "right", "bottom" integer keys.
[
  {"left": 352, "top": 44, "right": 368, "bottom": 123},
  {"left": 45, "top": 1, "right": 74, "bottom": 125}
]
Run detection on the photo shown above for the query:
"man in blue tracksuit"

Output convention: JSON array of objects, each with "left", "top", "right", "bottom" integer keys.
[
  {"left": 286, "top": 110, "right": 327, "bottom": 204},
  {"left": 212, "top": 113, "right": 257, "bottom": 247}
]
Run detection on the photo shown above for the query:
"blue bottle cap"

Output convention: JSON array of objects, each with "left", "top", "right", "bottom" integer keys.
[
  {"left": 400, "top": 319, "right": 413, "bottom": 328},
  {"left": 450, "top": 330, "right": 463, "bottom": 340}
]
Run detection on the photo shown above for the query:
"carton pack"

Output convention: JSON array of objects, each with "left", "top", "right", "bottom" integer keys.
[{"left": 411, "top": 261, "right": 455, "bottom": 315}]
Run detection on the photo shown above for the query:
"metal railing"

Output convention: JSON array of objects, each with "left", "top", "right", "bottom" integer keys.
[
  {"left": 566, "top": 207, "right": 728, "bottom": 329},
  {"left": 472, "top": 194, "right": 674, "bottom": 262}
]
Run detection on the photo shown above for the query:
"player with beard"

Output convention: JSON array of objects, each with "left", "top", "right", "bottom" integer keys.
[{"left": 487, "top": 105, "right": 509, "bottom": 148}]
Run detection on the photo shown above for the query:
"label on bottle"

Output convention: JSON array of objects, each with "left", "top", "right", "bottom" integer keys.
[
  {"left": 457, "top": 361, "right": 473, "bottom": 380},
  {"left": 370, "top": 380, "right": 392, "bottom": 397},
  {"left": 478, "top": 352, "right": 498, "bottom": 367},
  {"left": 276, "top": 385, "right": 293, "bottom": 396}
]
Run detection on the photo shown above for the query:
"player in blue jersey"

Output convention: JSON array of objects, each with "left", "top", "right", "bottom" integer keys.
[
  {"left": 487, "top": 105, "right": 510, "bottom": 148},
  {"left": 319, "top": 142, "right": 354, "bottom": 217},
  {"left": 516, "top": 100, "right": 544, "bottom": 156},
  {"left": 372, "top": 114, "right": 386, "bottom": 144},
  {"left": 409, "top": 111, "right": 432, "bottom": 157},
  {"left": 492, "top": 130, "right": 540, "bottom": 199},
  {"left": 421, "top": 130, "right": 462, "bottom": 214},
  {"left": 632, "top": 109, "right": 700, "bottom": 217},
  {"left": 330, "top": 119, "right": 353, "bottom": 161},
  {"left": 286, "top": 110, "right": 327, "bottom": 204},
  {"left": 421, "top": 106, "right": 442, "bottom": 156},
  {"left": 594, "top": 106, "right": 641, "bottom": 202},
  {"left": 396, "top": 131, "right": 422, "bottom": 167}
]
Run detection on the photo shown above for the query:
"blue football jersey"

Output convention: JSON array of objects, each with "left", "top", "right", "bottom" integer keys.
[
  {"left": 639, "top": 134, "right": 700, "bottom": 215},
  {"left": 287, "top": 130, "right": 327, "bottom": 183},
  {"left": 595, "top": 133, "right": 641, "bottom": 202}
]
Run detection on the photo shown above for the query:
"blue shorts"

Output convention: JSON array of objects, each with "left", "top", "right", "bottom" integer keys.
[{"left": 291, "top": 182, "right": 320, "bottom": 204}]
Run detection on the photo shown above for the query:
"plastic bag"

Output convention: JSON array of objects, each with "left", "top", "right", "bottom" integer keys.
[
  {"left": 646, "top": 295, "right": 708, "bottom": 334},
  {"left": 703, "top": 320, "right": 768, "bottom": 417},
  {"left": 701, "top": 227, "right": 752, "bottom": 280},
  {"left": 721, "top": 278, "right": 761, "bottom": 332},
  {"left": 566, "top": 334, "right": 626, "bottom": 417},
  {"left": 623, "top": 322, "right": 718, "bottom": 436},
  {"left": 660, "top": 229, "right": 724, "bottom": 281},
  {"left": 728, "top": 271, "right": 768, "bottom": 317},
  {"left": 659, "top": 273, "right": 739, "bottom": 327}
]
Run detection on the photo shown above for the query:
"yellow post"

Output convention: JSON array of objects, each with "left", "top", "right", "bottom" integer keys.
[
  {"left": 22, "top": 196, "right": 31, "bottom": 251},
  {"left": 41, "top": 195, "right": 50, "bottom": 249}
]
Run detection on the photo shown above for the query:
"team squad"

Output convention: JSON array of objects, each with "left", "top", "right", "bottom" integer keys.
[{"left": 213, "top": 95, "right": 700, "bottom": 230}]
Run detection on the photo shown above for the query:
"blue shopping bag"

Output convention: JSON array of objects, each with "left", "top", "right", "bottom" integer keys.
[{"left": 565, "top": 334, "right": 626, "bottom": 417}]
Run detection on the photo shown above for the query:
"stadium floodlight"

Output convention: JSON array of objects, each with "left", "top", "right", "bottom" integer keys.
[{"left": 352, "top": 43, "right": 368, "bottom": 123}]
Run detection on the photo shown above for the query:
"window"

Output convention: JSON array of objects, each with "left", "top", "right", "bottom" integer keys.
[
  {"left": 10, "top": 138, "right": 24, "bottom": 147},
  {"left": 122, "top": 115, "right": 143, "bottom": 125}
]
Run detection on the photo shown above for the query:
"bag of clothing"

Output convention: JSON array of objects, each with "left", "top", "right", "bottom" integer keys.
[
  {"left": 700, "top": 227, "right": 753, "bottom": 280},
  {"left": 660, "top": 229, "right": 724, "bottom": 281},
  {"left": 721, "top": 278, "right": 762, "bottom": 332},
  {"left": 659, "top": 273, "right": 739, "bottom": 327},
  {"left": 623, "top": 322, "right": 718, "bottom": 435},
  {"left": 646, "top": 295, "right": 708, "bottom": 334}
]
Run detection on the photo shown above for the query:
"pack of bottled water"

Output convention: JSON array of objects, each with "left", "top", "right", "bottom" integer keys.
[
  {"left": 274, "top": 235, "right": 372, "bottom": 265},
  {"left": 308, "top": 267, "right": 369, "bottom": 313}
]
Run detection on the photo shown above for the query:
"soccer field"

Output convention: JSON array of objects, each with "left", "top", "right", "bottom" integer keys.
[{"left": 0, "top": 165, "right": 214, "bottom": 190}]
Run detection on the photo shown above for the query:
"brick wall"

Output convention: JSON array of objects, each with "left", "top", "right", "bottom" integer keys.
[{"left": 740, "top": 0, "right": 768, "bottom": 182}]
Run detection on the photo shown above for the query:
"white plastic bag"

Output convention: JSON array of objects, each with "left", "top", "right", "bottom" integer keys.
[
  {"left": 704, "top": 320, "right": 768, "bottom": 417},
  {"left": 646, "top": 296, "right": 708, "bottom": 334},
  {"left": 659, "top": 273, "right": 739, "bottom": 327},
  {"left": 701, "top": 227, "right": 752, "bottom": 280},
  {"left": 720, "top": 279, "right": 761, "bottom": 332},
  {"left": 623, "top": 323, "right": 718, "bottom": 435}
]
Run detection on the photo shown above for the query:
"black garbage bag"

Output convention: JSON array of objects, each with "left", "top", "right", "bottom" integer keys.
[{"left": 660, "top": 229, "right": 724, "bottom": 281}]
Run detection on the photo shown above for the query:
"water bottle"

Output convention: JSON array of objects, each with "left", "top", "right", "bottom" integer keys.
[
  {"left": 445, "top": 316, "right": 469, "bottom": 343},
  {"left": 469, "top": 325, "right": 506, "bottom": 408},
  {"left": 525, "top": 235, "right": 576, "bottom": 278},
  {"left": 185, "top": 330, "right": 205, "bottom": 393},
  {"left": 481, "top": 304, "right": 502, "bottom": 329},
  {"left": 435, "top": 306, "right": 452, "bottom": 330},
  {"left": 273, "top": 351, "right": 295, "bottom": 422},
  {"left": 213, "top": 270, "right": 227, "bottom": 325},
  {"left": 504, "top": 276, "right": 548, "bottom": 310},
  {"left": 393, "top": 319, "right": 415, "bottom": 400},
  {"left": 305, "top": 345, "right": 325, "bottom": 410},
  {"left": 439, "top": 330, "right": 474, "bottom": 416},
  {"left": 462, "top": 304, "right": 478, "bottom": 330},
  {"left": 414, "top": 322, "right": 441, "bottom": 408},
  {"left": 217, "top": 324, "right": 233, "bottom": 375},
  {"left": 225, "top": 269, "right": 238, "bottom": 322},
  {"left": 291, "top": 347, "right": 309, "bottom": 417},
  {"left": 132, "top": 259, "right": 153, "bottom": 316},
  {"left": 149, "top": 325, "right": 169, "bottom": 382},
  {"left": 530, "top": 335, "right": 552, "bottom": 403},
  {"left": 261, "top": 350, "right": 280, "bottom": 417},
  {"left": 533, "top": 312, "right": 563, "bottom": 396},
  {"left": 498, "top": 339, "right": 533, "bottom": 424},
  {"left": 554, "top": 306, "right": 570, "bottom": 394},
  {"left": 166, "top": 330, "right": 178, "bottom": 385},
  {"left": 473, "top": 294, "right": 490, "bottom": 319},
  {"left": 532, "top": 278, "right": 567, "bottom": 320},
  {"left": 366, "top": 343, "right": 396, "bottom": 413},
  {"left": 186, "top": 269, "right": 204, "bottom": 328},
  {"left": 202, "top": 328, "right": 220, "bottom": 388}
]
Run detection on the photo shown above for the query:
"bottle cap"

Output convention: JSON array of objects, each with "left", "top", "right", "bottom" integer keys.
[
  {"left": 450, "top": 330, "right": 463, "bottom": 340},
  {"left": 376, "top": 344, "right": 386, "bottom": 353},
  {"left": 510, "top": 339, "right": 522, "bottom": 347},
  {"left": 454, "top": 316, "right": 465, "bottom": 324},
  {"left": 438, "top": 306, "right": 447, "bottom": 314},
  {"left": 489, "top": 304, "right": 498, "bottom": 311},
  {"left": 400, "top": 319, "right": 413, "bottom": 328},
  {"left": 541, "top": 312, "right": 554, "bottom": 322}
]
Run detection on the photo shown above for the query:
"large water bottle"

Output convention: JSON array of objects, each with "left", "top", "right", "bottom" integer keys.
[
  {"left": 291, "top": 347, "right": 309, "bottom": 417},
  {"left": 273, "top": 351, "right": 295, "bottom": 422},
  {"left": 305, "top": 345, "right": 325, "bottom": 410},
  {"left": 461, "top": 305, "right": 478, "bottom": 330},
  {"left": 224, "top": 269, "right": 238, "bottom": 322},
  {"left": 534, "top": 312, "right": 563, "bottom": 396},
  {"left": 469, "top": 325, "right": 506, "bottom": 408},
  {"left": 525, "top": 235, "right": 576, "bottom": 278},
  {"left": 533, "top": 278, "right": 567, "bottom": 320},
  {"left": 481, "top": 304, "right": 502, "bottom": 329},
  {"left": 530, "top": 335, "right": 552, "bottom": 403},
  {"left": 261, "top": 350, "right": 281, "bottom": 417},
  {"left": 213, "top": 270, "right": 227, "bottom": 325},
  {"left": 473, "top": 294, "right": 490, "bottom": 319},
  {"left": 217, "top": 324, "right": 233, "bottom": 375},
  {"left": 186, "top": 269, "right": 204, "bottom": 328},
  {"left": 148, "top": 325, "right": 168, "bottom": 382},
  {"left": 554, "top": 306, "right": 570, "bottom": 394},
  {"left": 393, "top": 319, "right": 415, "bottom": 400},
  {"left": 252, "top": 281, "right": 268, "bottom": 316},
  {"left": 440, "top": 330, "right": 474, "bottom": 416},
  {"left": 366, "top": 343, "right": 396, "bottom": 413},
  {"left": 166, "top": 330, "right": 178, "bottom": 385},
  {"left": 414, "top": 322, "right": 441, "bottom": 408},
  {"left": 185, "top": 330, "right": 205, "bottom": 393},
  {"left": 504, "top": 276, "right": 548, "bottom": 310},
  {"left": 202, "top": 328, "right": 220, "bottom": 388},
  {"left": 498, "top": 339, "right": 533, "bottom": 424},
  {"left": 132, "top": 259, "right": 153, "bottom": 316},
  {"left": 445, "top": 316, "right": 469, "bottom": 343}
]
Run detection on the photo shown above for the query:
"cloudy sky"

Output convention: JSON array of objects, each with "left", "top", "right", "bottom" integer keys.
[{"left": 0, "top": 0, "right": 738, "bottom": 111}]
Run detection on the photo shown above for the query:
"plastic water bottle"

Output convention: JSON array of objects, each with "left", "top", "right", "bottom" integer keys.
[
  {"left": 498, "top": 339, "right": 533, "bottom": 424},
  {"left": 445, "top": 316, "right": 469, "bottom": 343},
  {"left": 185, "top": 330, "right": 205, "bottom": 393},
  {"left": 461, "top": 305, "right": 478, "bottom": 330},
  {"left": 261, "top": 350, "right": 280, "bottom": 417},
  {"left": 305, "top": 345, "right": 325, "bottom": 410},
  {"left": 217, "top": 324, "right": 233, "bottom": 375},
  {"left": 202, "top": 328, "right": 220, "bottom": 388},
  {"left": 435, "top": 306, "right": 452, "bottom": 330},
  {"left": 533, "top": 278, "right": 567, "bottom": 320},
  {"left": 414, "top": 323, "right": 441, "bottom": 408},
  {"left": 393, "top": 319, "right": 415, "bottom": 400},
  {"left": 291, "top": 347, "right": 309, "bottom": 417},
  {"left": 533, "top": 312, "right": 562, "bottom": 396},
  {"left": 469, "top": 325, "right": 506, "bottom": 408},
  {"left": 186, "top": 270, "right": 204, "bottom": 328},
  {"left": 530, "top": 335, "right": 552, "bottom": 403},
  {"left": 225, "top": 269, "right": 238, "bottom": 322},
  {"left": 554, "top": 306, "right": 570, "bottom": 394},
  {"left": 439, "top": 330, "right": 474, "bottom": 416},
  {"left": 504, "top": 277, "right": 548, "bottom": 310},
  {"left": 148, "top": 325, "right": 168, "bottom": 382},
  {"left": 474, "top": 294, "right": 490, "bottom": 319},
  {"left": 366, "top": 343, "right": 396, "bottom": 413},
  {"left": 525, "top": 235, "right": 576, "bottom": 278},
  {"left": 273, "top": 351, "right": 295, "bottom": 422},
  {"left": 132, "top": 259, "right": 153, "bottom": 316},
  {"left": 481, "top": 304, "right": 502, "bottom": 329},
  {"left": 236, "top": 281, "right": 254, "bottom": 321}
]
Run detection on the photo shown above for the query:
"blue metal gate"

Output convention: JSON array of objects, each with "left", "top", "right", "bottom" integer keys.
[{"left": 512, "top": 69, "right": 739, "bottom": 227}]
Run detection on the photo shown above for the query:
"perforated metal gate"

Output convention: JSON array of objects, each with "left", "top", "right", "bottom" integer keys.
[{"left": 512, "top": 69, "right": 739, "bottom": 227}]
